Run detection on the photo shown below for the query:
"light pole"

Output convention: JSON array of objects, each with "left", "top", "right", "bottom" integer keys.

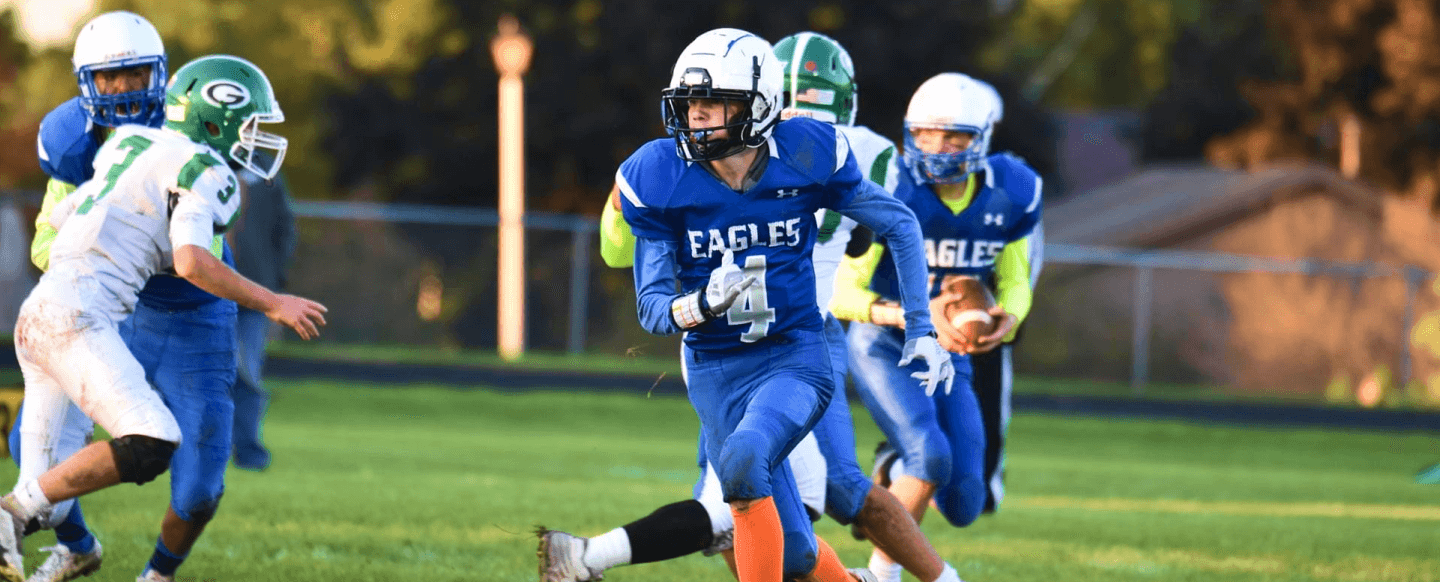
[{"left": 491, "top": 15, "right": 532, "bottom": 361}]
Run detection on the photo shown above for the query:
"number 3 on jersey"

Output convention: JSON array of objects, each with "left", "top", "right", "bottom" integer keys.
[
  {"left": 727, "top": 255, "right": 777, "bottom": 343},
  {"left": 76, "top": 135, "right": 154, "bottom": 215}
]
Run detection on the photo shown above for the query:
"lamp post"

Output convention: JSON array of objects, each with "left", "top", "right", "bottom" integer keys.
[{"left": 491, "top": 15, "right": 532, "bottom": 361}]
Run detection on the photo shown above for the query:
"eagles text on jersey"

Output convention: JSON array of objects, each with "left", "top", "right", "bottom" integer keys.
[
  {"left": 870, "top": 153, "right": 1041, "bottom": 299},
  {"left": 620, "top": 117, "right": 868, "bottom": 350}
]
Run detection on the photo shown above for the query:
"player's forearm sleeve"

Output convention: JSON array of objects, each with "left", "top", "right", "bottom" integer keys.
[
  {"left": 829, "top": 243, "right": 884, "bottom": 323},
  {"left": 995, "top": 236, "right": 1035, "bottom": 342},
  {"left": 30, "top": 179, "right": 77, "bottom": 272},
  {"left": 840, "top": 181, "right": 934, "bottom": 338},
  {"left": 600, "top": 198, "right": 636, "bottom": 268},
  {"left": 633, "top": 236, "right": 683, "bottom": 336}
]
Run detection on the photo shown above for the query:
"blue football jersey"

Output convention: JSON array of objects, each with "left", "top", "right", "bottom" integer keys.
[
  {"left": 621, "top": 117, "right": 873, "bottom": 350},
  {"left": 871, "top": 153, "right": 1042, "bottom": 300},
  {"left": 36, "top": 97, "right": 234, "bottom": 309},
  {"left": 37, "top": 97, "right": 102, "bottom": 186}
]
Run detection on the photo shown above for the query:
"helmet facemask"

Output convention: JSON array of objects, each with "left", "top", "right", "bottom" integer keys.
[
  {"left": 77, "top": 57, "right": 168, "bottom": 127},
  {"left": 662, "top": 59, "right": 778, "bottom": 162},
  {"left": 230, "top": 111, "right": 287, "bottom": 179},
  {"left": 903, "top": 122, "right": 992, "bottom": 185}
]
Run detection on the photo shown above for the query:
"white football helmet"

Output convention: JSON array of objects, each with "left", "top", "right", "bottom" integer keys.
[
  {"left": 72, "top": 11, "right": 168, "bottom": 127},
  {"left": 661, "top": 28, "right": 783, "bottom": 161},
  {"left": 902, "top": 72, "right": 1002, "bottom": 184}
]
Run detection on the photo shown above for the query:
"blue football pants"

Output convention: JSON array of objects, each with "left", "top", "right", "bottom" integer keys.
[
  {"left": 684, "top": 328, "right": 834, "bottom": 578},
  {"left": 847, "top": 321, "right": 986, "bottom": 527}
]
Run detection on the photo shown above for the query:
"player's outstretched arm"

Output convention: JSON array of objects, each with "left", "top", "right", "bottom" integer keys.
[
  {"left": 839, "top": 180, "right": 955, "bottom": 395},
  {"left": 173, "top": 244, "right": 327, "bottom": 340}
]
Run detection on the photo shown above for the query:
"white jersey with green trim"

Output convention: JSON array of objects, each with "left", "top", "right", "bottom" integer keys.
[
  {"left": 813, "top": 124, "right": 899, "bottom": 313},
  {"left": 41, "top": 125, "right": 240, "bottom": 322}
]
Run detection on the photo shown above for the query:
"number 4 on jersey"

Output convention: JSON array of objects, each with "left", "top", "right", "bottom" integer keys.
[{"left": 727, "top": 255, "right": 777, "bottom": 343}]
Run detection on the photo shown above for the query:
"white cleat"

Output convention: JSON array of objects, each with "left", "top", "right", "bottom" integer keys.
[
  {"left": 135, "top": 568, "right": 172, "bottom": 582},
  {"left": 848, "top": 568, "right": 881, "bottom": 582},
  {"left": 0, "top": 496, "right": 26, "bottom": 582},
  {"left": 535, "top": 527, "right": 603, "bottom": 581},
  {"left": 27, "top": 542, "right": 102, "bottom": 582}
]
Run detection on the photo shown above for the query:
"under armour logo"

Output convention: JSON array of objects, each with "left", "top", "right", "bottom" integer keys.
[
  {"left": 777, "top": 188, "right": 800, "bottom": 198},
  {"left": 984, "top": 213, "right": 1004, "bottom": 226}
]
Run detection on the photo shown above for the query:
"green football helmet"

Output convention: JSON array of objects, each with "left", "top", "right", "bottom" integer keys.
[
  {"left": 773, "top": 32, "right": 857, "bottom": 126},
  {"left": 164, "top": 54, "right": 287, "bottom": 179}
]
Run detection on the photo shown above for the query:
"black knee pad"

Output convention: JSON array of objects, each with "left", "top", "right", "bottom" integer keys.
[{"left": 109, "top": 435, "right": 176, "bottom": 485}]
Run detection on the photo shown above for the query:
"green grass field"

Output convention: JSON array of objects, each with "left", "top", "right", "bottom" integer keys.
[{"left": 2, "top": 380, "right": 1436, "bottom": 582}]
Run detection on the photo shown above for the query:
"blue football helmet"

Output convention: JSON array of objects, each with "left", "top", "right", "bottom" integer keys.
[{"left": 71, "top": 11, "right": 168, "bottom": 127}]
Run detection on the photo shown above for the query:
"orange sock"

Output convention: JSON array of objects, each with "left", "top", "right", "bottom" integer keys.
[
  {"left": 731, "top": 497, "right": 784, "bottom": 582},
  {"left": 810, "top": 536, "right": 855, "bottom": 582}
]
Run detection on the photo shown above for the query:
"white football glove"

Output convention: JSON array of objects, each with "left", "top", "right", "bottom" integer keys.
[
  {"left": 704, "top": 249, "right": 756, "bottom": 317},
  {"left": 672, "top": 249, "right": 757, "bottom": 329},
  {"left": 899, "top": 334, "right": 955, "bottom": 397}
]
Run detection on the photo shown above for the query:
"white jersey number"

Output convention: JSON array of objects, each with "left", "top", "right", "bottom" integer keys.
[{"left": 728, "top": 255, "right": 777, "bottom": 343}]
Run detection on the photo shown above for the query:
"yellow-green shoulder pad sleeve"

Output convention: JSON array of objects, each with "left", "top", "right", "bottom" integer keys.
[
  {"left": 829, "top": 243, "right": 886, "bottom": 322},
  {"left": 994, "top": 235, "right": 1035, "bottom": 342},
  {"left": 31, "top": 178, "right": 78, "bottom": 272},
  {"left": 599, "top": 194, "right": 635, "bottom": 269}
]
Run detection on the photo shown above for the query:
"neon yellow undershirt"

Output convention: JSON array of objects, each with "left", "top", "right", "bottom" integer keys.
[
  {"left": 30, "top": 178, "right": 77, "bottom": 271},
  {"left": 831, "top": 174, "right": 1035, "bottom": 341},
  {"left": 599, "top": 193, "right": 635, "bottom": 269}
]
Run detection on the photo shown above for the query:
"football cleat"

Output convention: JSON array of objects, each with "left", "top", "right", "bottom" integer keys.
[
  {"left": 535, "top": 527, "right": 604, "bottom": 581},
  {"left": 28, "top": 542, "right": 103, "bottom": 582},
  {"left": 0, "top": 496, "right": 26, "bottom": 582},
  {"left": 135, "top": 568, "right": 172, "bottom": 582}
]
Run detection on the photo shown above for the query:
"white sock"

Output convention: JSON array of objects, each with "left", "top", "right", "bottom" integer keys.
[
  {"left": 583, "top": 528, "right": 632, "bottom": 571},
  {"left": 9, "top": 479, "right": 53, "bottom": 522},
  {"left": 932, "top": 563, "right": 963, "bottom": 582},
  {"left": 868, "top": 553, "right": 902, "bottom": 582}
]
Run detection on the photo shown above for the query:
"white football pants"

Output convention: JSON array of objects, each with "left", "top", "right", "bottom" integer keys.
[{"left": 13, "top": 286, "right": 183, "bottom": 505}]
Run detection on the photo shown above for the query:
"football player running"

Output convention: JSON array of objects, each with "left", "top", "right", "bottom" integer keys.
[
  {"left": 14, "top": 12, "right": 255, "bottom": 582},
  {"left": 9, "top": 11, "right": 172, "bottom": 581},
  {"left": 960, "top": 81, "right": 1044, "bottom": 517},
  {"left": 617, "top": 28, "right": 950, "bottom": 582},
  {"left": 830, "top": 72, "right": 1042, "bottom": 582},
  {"left": 0, "top": 54, "right": 326, "bottom": 582},
  {"left": 541, "top": 32, "right": 968, "bottom": 582}
]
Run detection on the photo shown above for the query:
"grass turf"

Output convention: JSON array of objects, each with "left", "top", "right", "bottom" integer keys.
[{"left": 3, "top": 381, "right": 1436, "bottom": 581}]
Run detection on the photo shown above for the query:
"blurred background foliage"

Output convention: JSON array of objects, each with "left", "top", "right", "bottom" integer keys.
[
  {"left": 1, "top": 0, "right": 1297, "bottom": 205},
  {"left": 6, "top": 0, "right": 1440, "bottom": 400}
]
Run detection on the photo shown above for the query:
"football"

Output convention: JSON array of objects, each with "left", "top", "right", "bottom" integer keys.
[{"left": 939, "top": 275, "right": 998, "bottom": 344}]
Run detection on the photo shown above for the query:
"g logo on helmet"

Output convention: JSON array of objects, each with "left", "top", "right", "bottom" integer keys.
[{"left": 201, "top": 80, "right": 251, "bottom": 109}]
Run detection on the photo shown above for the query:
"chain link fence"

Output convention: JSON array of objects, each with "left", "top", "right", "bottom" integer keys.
[{"left": 1, "top": 192, "right": 1435, "bottom": 405}]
